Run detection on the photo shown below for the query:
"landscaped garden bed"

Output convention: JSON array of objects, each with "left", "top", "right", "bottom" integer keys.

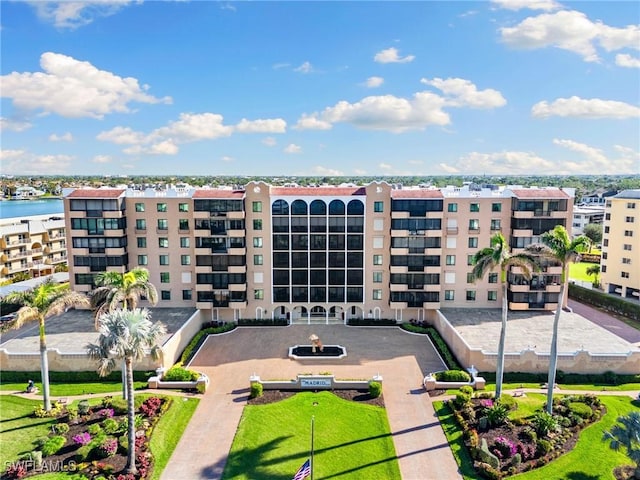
[{"left": 442, "top": 388, "right": 606, "bottom": 479}]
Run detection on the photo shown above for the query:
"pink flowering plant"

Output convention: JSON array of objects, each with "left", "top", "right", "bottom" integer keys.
[{"left": 72, "top": 432, "right": 92, "bottom": 446}]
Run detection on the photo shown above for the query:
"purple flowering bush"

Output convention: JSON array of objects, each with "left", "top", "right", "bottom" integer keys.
[{"left": 72, "top": 432, "right": 92, "bottom": 446}]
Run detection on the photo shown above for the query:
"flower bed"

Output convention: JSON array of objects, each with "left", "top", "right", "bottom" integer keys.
[{"left": 445, "top": 388, "right": 605, "bottom": 479}]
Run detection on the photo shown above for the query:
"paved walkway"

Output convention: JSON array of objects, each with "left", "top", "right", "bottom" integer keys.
[{"left": 568, "top": 299, "right": 640, "bottom": 345}]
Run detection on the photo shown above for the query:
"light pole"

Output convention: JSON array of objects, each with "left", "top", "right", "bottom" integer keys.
[{"left": 310, "top": 415, "right": 315, "bottom": 480}]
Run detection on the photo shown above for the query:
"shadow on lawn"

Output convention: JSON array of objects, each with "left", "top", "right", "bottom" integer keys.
[{"left": 564, "top": 473, "right": 601, "bottom": 480}]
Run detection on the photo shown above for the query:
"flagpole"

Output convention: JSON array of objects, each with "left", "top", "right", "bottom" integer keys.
[{"left": 310, "top": 415, "right": 315, "bottom": 480}]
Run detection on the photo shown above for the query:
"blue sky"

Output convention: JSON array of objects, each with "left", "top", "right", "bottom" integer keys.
[{"left": 1, "top": 0, "right": 639, "bottom": 177}]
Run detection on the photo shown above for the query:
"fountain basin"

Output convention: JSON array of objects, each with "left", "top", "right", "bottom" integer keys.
[{"left": 288, "top": 345, "right": 347, "bottom": 360}]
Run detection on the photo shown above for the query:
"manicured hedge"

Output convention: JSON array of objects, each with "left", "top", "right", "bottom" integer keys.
[
  {"left": 347, "top": 318, "right": 397, "bottom": 326},
  {"left": 480, "top": 370, "right": 640, "bottom": 386},
  {"left": 400, "top": 323, "right": 464, "bottom": 371},
  {"left": 0, "top": 370, "right": 151, "bottom": 383},
  {"left": 569, "top": 283, "right": 640, "bottom": 322},
  {"left": 238, "top": 318, "right": 288, "bottom": 326}
]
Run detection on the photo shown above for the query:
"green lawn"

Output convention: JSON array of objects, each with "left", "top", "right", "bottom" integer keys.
[
  {"left": 0, "top": 381, "right": 147, "bottom": 396},
  {"left": 435, "top": 395, "right": 638, "bottom": 480},
  {"left": 569, "top": 262, "right": 597, "bottom": 283},
  {"left": 222, "top": 391, "right": 400, "bottom": 480}
]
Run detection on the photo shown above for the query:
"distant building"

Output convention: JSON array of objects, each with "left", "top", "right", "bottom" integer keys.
[
  {"left": 64, "top": 182, "right": 574, "bottom": 322},
  {"left": 579, "top": 190, "right": 618, "bottom": 206},
  {"left": 601, "top": 189, "right": 640, "bottom": 301},
  {"left": 1, "top": 214, "right": 67, "bottom": 281},
  {"left": 572, "top": 205, "right": 605, "bottom": 236}
]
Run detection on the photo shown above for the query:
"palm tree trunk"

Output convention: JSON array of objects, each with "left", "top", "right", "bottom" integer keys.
[
  {"left": 39, "top": 318, "right": 51, "bottom": 412},
  {"left": 495, "top": 282, "right": 508, "bottom": 400},
  {"left": 125, "top": 356, "right": 137, "bottom": 474},
  {"left": 546, "top": 282, "right": 563, "bottom": 414}
]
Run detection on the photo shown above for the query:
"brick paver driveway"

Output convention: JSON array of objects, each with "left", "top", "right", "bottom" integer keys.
[{"left": 161, "top": 324, "right": 462, "bottom": 480}]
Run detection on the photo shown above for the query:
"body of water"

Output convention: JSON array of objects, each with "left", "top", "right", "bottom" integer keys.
[{"left": 0, "top": 198, "right": 64, "bottom": 219}]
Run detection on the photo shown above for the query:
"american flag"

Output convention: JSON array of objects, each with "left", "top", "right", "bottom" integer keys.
[{"left": 292, "top": 459, "right": 311, "bottom": 480}]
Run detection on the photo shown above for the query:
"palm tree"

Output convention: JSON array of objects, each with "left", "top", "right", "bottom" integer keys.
[
  {"left": 603, "top": 411, "right": 640, "bottom": 479},
  {"left": 527, "top": 225, "right": 590, "bottom": 413},
  {"left": 5, "top": 279, "right": 89, "bottom": 411},
  {"left": 90, "top": 267, "right": 158, "bottom": 325},
  {"left": 472, "top": 233, "right": 538, "bottom": 400},
  {"left": 87, "top": 308, "right": 166, "bottom": 475},
  {"left": 586, "top": 264, "right": 601, "bottom": 288}
]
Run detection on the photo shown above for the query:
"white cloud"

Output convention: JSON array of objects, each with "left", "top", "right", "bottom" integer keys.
[
  {"left": 1, "top": 52, "right": 171, "bottom": 119},
  {"left": 0, "top": 117, "right": 32, "bottom": 132},
  {"left": 49, "top": 132, "right": 73, "bottom": 142},
  {"left": 221, "top": 155, "right": 234, "bottom": 162},
  {"left": 97, "top": 126, "right": 148, "bottom": 145},
  {"left": 532, "top": 96, "right": 640, "bottom": 119},
  {"left": 284, "top": 143, "right": 302, "bottom": 154},
  {"left": 500, "top": 10, "right": 640, "bottom": 62},
  {"left": 313, "top": 165, "right": 344, "bottom": 176},
  {"left": 438, "top": 163, "right": 460, "bottom": 174},
  {"left": 353, "top": 168, "right": 367, "bottom": 175},
  {"left": 491, "top": 0, "right": 560, "bottom": 11},
  {"left": 446, "top": 151, "right": 557, "bottom": 174},
  {"left": 553, "top": 138, "right": 607, "bottom": 163},
  {"left": 373, "top": 47, "right": 415, "bottom": 64},
  {"left": 554, "top": 139, "right": 639, "bottom": 174},
  {"left": 294, "top": 114, "right": 333, "bottom": 130},
  {"left": 0, "top": 148, "right": 73, "bottom": 174},
  {"left": 262, "top": 136, "right": 277, "bottom": 147},
  {"left": 294, "top": 61, "right": 313, "bottom": 73},
  {"left": 615, "top": 53, "right": 640, "bottom": 68},
  {"left": 364, "top": 76, "right": 384, "bottom": 88},
  {"left": 153, "top": 113, "right": 233, "bottom": 142},
  {"left": 272, "top": 63, "right": 291, "bottom": 70},
  {"left": 29, "top": 1, "right": 135, "bottom": 29},
  {"left": 92, "top": 155, "right": 112, "bottom": 164},
  {"left": 235, "top": 118, "right": 286, "bottom": 133},
  {"left": 379, "top": 163, "right": 393, "bottom": 171},
  {"left": 124, "top": 140, "right": 179, "bottom": 155},
  {"left": 421, "top": 77, "right": 507, "bottom": 108}
]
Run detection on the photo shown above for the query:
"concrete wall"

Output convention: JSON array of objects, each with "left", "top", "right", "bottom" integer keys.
[
  {"left": 0, "top": 349, "right": 160, "bottom": 372},
  {"left": 429, "top": 310, "right": 640, "bottom": 375},
  {"left": 158, "top": 309, "right": 206, "bottom": 368}
]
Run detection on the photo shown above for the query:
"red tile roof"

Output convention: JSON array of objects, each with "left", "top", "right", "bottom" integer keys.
[
  {"left": 193, "top": 190, "right": 244, "bottom": 198},
  {"left": 510, "top": 188, "right": 569, "bottom": 199},
  {"left": 391, "top": 190, "right": 444, "bottom": 199},
  {"left": 66, "top": 189, "right": 126, "bottom": 198},
  {"left": 271, "top": 187, "right": 366, "bottom": 196}
]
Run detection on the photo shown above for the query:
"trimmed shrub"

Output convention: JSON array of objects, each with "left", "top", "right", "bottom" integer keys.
[
  {"left": 77, "top": 399, "right": 91, "bottom": 415},
  {"left": 102, "top": 418, "right": 121, "bottom": 435},
  {"left": 435, "top": 370, "right": 471, "bottom": 382},
  {"left": 41, "top": 435, "right": 66, "bottom": 456},
  {"left": 485, "top": 403, "right": 509, "bottom": 427},
  {"left": 88, "top": 423, "right": 103, "bottom": 436},
  {"left": 531, "top": 411, "right": 559, "bottom": 437},
  {"left": 250, "top": 382, "right": 263, "bottom": 398},
  {"left": 536, "top": 439, "right": 552, "bottom": 456},
  {"left": 568, "top": 401, "right": 593, "bottom": 419},
  {"left": 52, "top": 422, "right": 69, "bottom": 434},
  {"left": 163, "top": 366, "right": 200, "bottom": 382},
  {"left": 369, "top": 381, "right": 382, "bottom": 398},
  {"left": 76, "top": 444, "right": 93, "bottom": 462},
  {"left": 496, "top": 395, "right": 517, "bottom": 411}
]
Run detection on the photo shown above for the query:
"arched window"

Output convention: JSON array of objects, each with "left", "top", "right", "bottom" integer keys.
[
  {"left": 272, "top": 199, "right": 289, "bottom": 215},
  {"left": 310, "top": 200, "right": 327, "bottom": 215},
  {"left": 329, "top": 199, "right": 345, "bottom": 215},
  {"left": 347, "top": 199, "right": 364, "bottom": 215},
  {"left": 291, "top": 200, "right": 308, "bottom": 215}
]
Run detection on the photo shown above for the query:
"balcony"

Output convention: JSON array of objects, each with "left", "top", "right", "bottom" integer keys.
[
  {"left": 512, "top": 229, "right": 534, "bottom": 237},
  {"left": 227, "top": 211, "right": 245, "bottom": 220},
  {"left": 390, "top": 248, "right": 409, "bottom": 255},
  {"left": 390, "top": 284, "right": 408, "bottom": 292},
  {"left": 389, "top": 301, "right": 408, "bottom": 309},
  {"left": 446, "top": 227, "right": 458, "bottom": 235},
  {"left": 229, "top": 300, "right": 248, "bottom": 309},
  {"left": 228, "top": 265, "right": 247, "bottom": 274},
  {"left": 228, "top": 283, "right": 246, "bottom": 292}
]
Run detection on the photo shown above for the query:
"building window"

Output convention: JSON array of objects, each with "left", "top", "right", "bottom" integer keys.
[
  {"left": 159, "top": 238, "right": 169, "bottom": 248},
  {"left": 373, "top": 271, "right": 383, "bottom": 283},
  {"left": 444, "top": 290, "right": 455, "bottom": 301},
  {"left": 138, "top": 255, "right": 148, "bottom": 266},
  {"left": 253, "top": 219, "right": 262, "bottom": 230},
  {"left": 446, "top": 255, "right": 456, "bottom": 265},
  {"left": 624, "top": 230, "right": 634, "bottom": 237},
  {"left": 180, "top": 237, "right": 190, "bottom": 248},
  {"left": 373, "top": 255, "right": 383, "bottom": 265},
  {"left": 622, "top": 258, "right": 631, "bottom": 264},
  {"left": 160, "top": 272, "right": 170, "bottom": 283},
  {"left": 179, "top": 219, "right": 189, "bottom": 230},
  {"left": 448, "top": 203, "right": 458, "bottom": 213},
  {"left": 182, "top": 290, "right": 192, "bottom": 300},
  {"left": 159, "top": 255, "right": 169, "bottom": 265},
  {"left": 254, "top": 254, "right": 263, "bottom": 265},
  {"left": 374, "top": 201, "right": 384, "bottom": 213},
  {"left": 601, "top": 265, "right": 607, "bottom": 273},
  {"left": 491, "top": 203, "right": 501, "bottom": 212},
  {"left": 373, "top": 289, "right": 382, "bottom": 300},
  {"left": 181, "top": 255, "right": 191, "bottom": 265},
  {"left": 157, "top": 219, "right": 168, "bottom": 230},
  {"left": 254, "top": 289, "right": 264, "bottom": 300},
  {"left": 468, "top": 219, "right": 479, "bottom": 231},
  {"left": 135, "top": 219, "right": 146, "bottom": 230},
  {"left": 490, "top": 219, "right": 501, "bottom": 231},
  {"left": 161, "top": 290, "right": 171, "bottom": 300},
  {"left": 488, "top": 290, "right": 498, "bottom": 301},
  {"left": 605, "top": 213, "right": 611, "bottom": 220},
  {"left": 157, "top": 203, "right": 167, "bottom": 212},
  {"left": 605, "top": 226, "right": 610, "bottom": 233},
  {"left": 135, "top": 203, "right": 145, "bottom": 212},
  {"left": 627, "top": 202, "right": 636, "bottom": 209},
  {"left": 470, "top": 203, "right": 480, "bottom": 212},
  {"left": 622, "top": 272, "right": 630, "bottom": 279},
  {"left": 468, "top": 237, "right": 478, "bottom": 248},
  {"left": 467, "top": 255, "right": 475, "bottom": 265},
  {"left": 252, "top": 201, "right": 262, "bottom": 213},
  {"left": 626, "top": 216, "right": 635, "bottom": 222},
  {"left": 253, "top": 237, "right": 263, "bottom": 248},
  {"left": 488, "top": 273, "right": 498, "bottom": 283},
  {"left": 466, "top": 290, "right": 476, "bottom": 301},
  {"left": 179, "top": 203, "right": 189, "bottom": 212},
  {"left": 467, "top": 273, "right": 475, "bottom": 283},
  {"left": 137, "top": 237, "right": 147, "bottom": 248},
  {"left": 624, "top": 244, "right": 632, "bottom": 251}
]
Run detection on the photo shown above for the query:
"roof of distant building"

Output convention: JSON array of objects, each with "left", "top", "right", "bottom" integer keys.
[
  {"left": 192, "top": 190, "right": 244, "bottom": 199},
  {"left": 391, "top": 189, "right": 443, "bottom": 199},
  {"left": 271, "top": 187, "right": 366, "bottom": 196},
  {"left": 509, "top": 188, "right": 570, "bottom": 199},
  {"left": 66, "top": 189, "right": 126, "bottom": 198},
  {"left": 613, "top": 189, "right": 640, "bottom": 200}
]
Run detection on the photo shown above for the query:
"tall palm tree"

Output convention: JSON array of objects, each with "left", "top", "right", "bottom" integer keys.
[
  {"left": 603, "top": 411, "right": 640, "bottom": 480},
  {"left": 586, "top": 264, "right": 601, "bottom": 288},
  {"left": 5, "top": 279, "right": 89, "bottom": 411},
  {"left": 90, "top": 267, "right": 158, "bottom": 324},
  {"left": 472, "top": 233, "right": 538, "bottom": 400},
  {"left": 87, "top": 308, "right": 166, "bottom": 475},
  {"left": 527, "top": 225, "right": 590, "bottom": 413}
]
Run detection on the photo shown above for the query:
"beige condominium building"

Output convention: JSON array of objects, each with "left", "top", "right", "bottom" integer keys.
[
  {"left": 601, "top": 189, "right": 640, "bottom": 300},
  {"left": 64, "top": 182, "right": 574, "bottom": 322},
  {"left": 1, "top": 214, "right": 67, "bottom": 282}
]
